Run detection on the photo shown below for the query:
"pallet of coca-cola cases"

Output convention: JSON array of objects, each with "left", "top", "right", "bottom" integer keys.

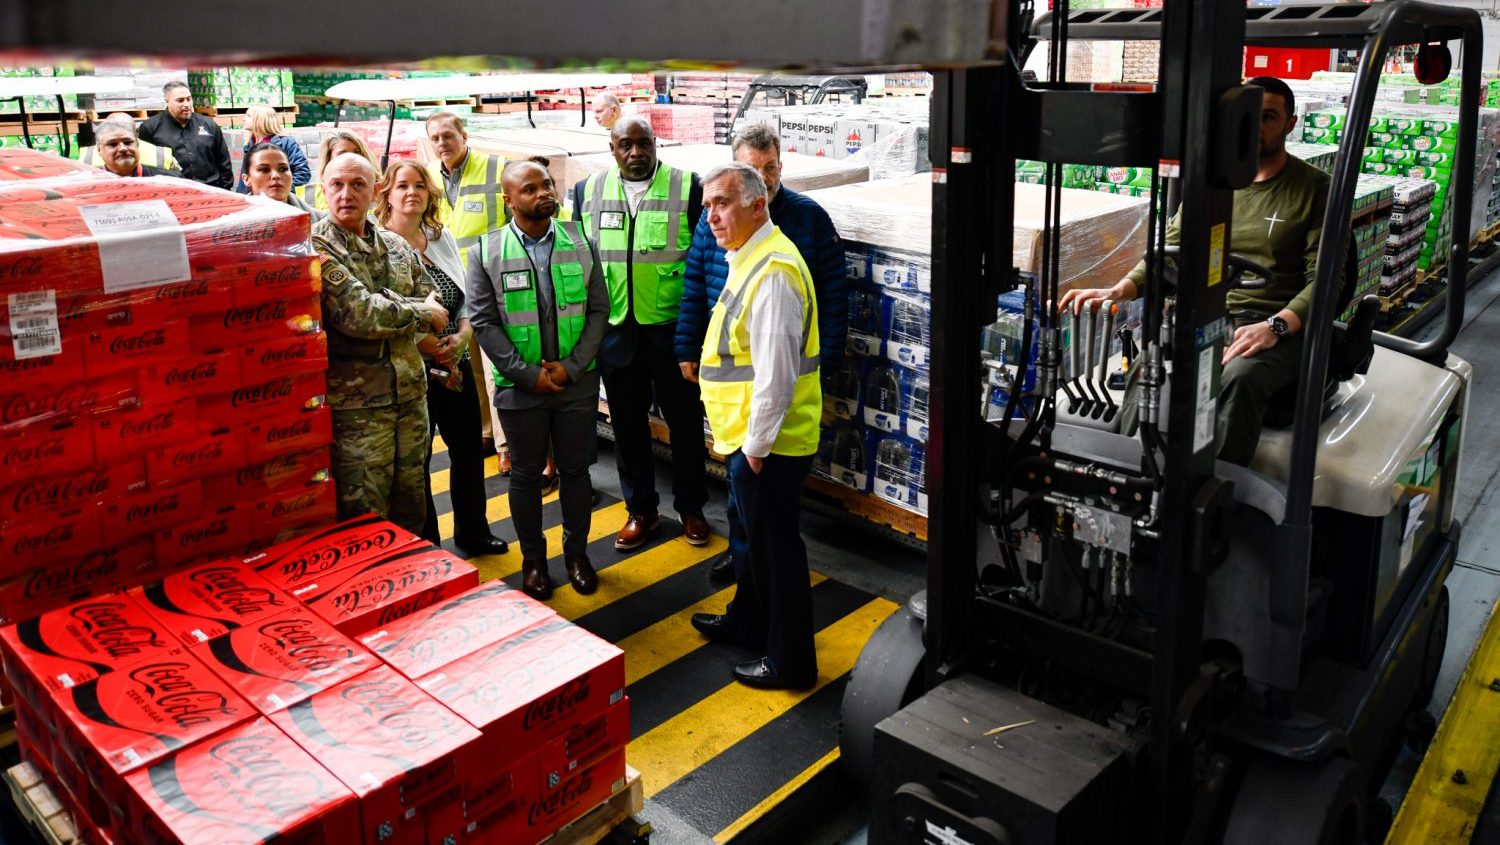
[
  {"left": 0, "top": 515, "right": 633, "bottom": 845},
  {"left": 0, "top": 147, "right": 336, "bottom": 625}
]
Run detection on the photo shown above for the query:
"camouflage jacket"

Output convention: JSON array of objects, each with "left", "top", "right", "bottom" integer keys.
[{"left": 312, "top": 217, "right": 435, "bottom": 410}]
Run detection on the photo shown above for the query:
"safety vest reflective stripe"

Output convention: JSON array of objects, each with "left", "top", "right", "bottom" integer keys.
[
  {"left": 699, "top": 251, "right": 819, "bottom": 382},
  {"left": 580, "top": 164, "right": 693, "bottom": 325},
  {"left": 433, "top": 152, "right": 506, "bottom": 265},
  {"left": 479, "top": 219, "right": 596, "bottom": 388}
]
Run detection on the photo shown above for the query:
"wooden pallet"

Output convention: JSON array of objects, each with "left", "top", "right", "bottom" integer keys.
[
  {"left": 0, "top": 121, "right": 84, "bottom": 139},
  {"left": 0, "top": 110, "right": 88, "bottom": 125},
  {"left": 5, "top": 763, "right": 80, "bottom": 845},
  {"left": 1417, "top": 261, "right": 1446, "bottom": 284},
  {"left": 542, "top": 765, "right": 645, "bottom": 845}
]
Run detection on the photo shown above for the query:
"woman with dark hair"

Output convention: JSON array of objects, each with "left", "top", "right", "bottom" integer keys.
[
  {"left": 375, "top": 159, "right": 508, "bottom": 557},
  {"left": 242, "top": 143, "right": 324, "bottom": 224}
]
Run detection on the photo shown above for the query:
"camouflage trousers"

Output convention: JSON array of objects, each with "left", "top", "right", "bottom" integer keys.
[{"left": 331, "top": 397, "right": 430, "bottom": 534}]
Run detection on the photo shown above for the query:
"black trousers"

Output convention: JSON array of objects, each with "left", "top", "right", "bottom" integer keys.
[
  {"left": 497, "top": 374, "right": 599, "bottom": 561},
  {"left": 421, "top": 364, "right": 495, "bottom": 547},
  {"left": 724, "top": 450, "right": 817, "bottom": 681},
  {"left": 603, "top": 338, "right": 709, "bottom": 517}
]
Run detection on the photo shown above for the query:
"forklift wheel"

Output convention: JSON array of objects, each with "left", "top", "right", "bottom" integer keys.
[
  {"left": 1221, "top": 755, "right": 1364, "bottom": 845},
  {"left": 1412, "top": 585, "right": 1450, "bottom": 713},
  {"left": 839, "top": 605, "right": 925, "bottom": 790}
]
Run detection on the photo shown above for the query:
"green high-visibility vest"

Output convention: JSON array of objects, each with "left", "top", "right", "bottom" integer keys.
[
  {"left": 477, "top": 220, "right": 596, "bottom": 388},
  {"left": 578, "top": 164, "right": 693, "bottom": 326}
]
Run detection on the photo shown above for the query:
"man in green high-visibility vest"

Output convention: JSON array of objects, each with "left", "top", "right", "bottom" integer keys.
[{"left": 572, "top": 116, "right": 709, "bottom": 553}]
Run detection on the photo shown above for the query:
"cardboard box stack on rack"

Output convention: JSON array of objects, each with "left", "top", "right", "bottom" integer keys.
[
  {"left": 668, "top": 72, "right": 757, "bottom": 144},
  {"left": 187, "top": 68, "right": 295, "bottom": 110},
  {"left": 0, "top": 513, "right": 632, "bottom": 845},
  {"left": 537, "top": 73, "right": 655, "bottom": 111},
  {"left": 87, "top": 66, "right": 191, "bottom": 112},
  {"left": 739, "top": 99, "right": 930, "bottom": 179},
  {"left": 622, "top": 103, "right": 717, "bottom": 144}
]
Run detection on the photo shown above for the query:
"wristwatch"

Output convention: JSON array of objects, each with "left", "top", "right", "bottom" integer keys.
[{"left": 1266, "top": 315, "right": 1289, "bottom": 337}]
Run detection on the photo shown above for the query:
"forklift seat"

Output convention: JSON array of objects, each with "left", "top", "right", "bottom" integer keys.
[{"left": 1260, "top": 295, "right": 1380, "bottom": 429}]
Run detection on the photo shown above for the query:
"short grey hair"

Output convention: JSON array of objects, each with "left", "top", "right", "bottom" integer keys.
[
  {"left": 701, "top": 162, "right": 767, "bottom": 206},
  {"left": 94, "top": 120, "right": 137, "bottom": 141},
  {"left": 612, "top": 115, "right": 654, "bottom": 138},
  {"left": 731, "top": 122, "right": 780, "bottom": 156}
]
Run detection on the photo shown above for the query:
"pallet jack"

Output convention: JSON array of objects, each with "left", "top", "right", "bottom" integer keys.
[{"left": 841, "top": 1, "right": 1482, "bottom": 842}]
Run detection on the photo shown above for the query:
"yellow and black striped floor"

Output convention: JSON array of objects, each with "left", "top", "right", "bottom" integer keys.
[{"left": 429, "top": 438, "right": 899, "bottom": 843}]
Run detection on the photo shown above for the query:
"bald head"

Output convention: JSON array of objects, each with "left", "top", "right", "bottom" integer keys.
[
  {"left": 610, "top": 116, "right": 657, "bottom": 181},
  {"left": 502, "top": 159, "right": 558, "bottom": 224},
  {"left": 322, "top": 153, "right": 377, "bottom": 233},
  {"left": 592, "top": 93, "right": 621, "bottom": 129}
]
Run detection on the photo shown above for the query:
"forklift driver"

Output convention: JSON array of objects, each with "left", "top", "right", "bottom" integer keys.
[{"left": 1059, "top": 76, "right": 1331, "bottom": 465}]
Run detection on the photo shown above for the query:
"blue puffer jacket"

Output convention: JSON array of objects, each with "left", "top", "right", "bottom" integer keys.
[
  {"left": 675, "top": 186, "right": 847, "bottom": 368},
  {"left": 235, "top": 134, "right": 312, "bottom": 194}
]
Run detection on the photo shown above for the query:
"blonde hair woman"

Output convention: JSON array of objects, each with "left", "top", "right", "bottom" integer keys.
[
  {"left": 299, "top": 129, "right": 376, "bottom": 209},
  {"left": 375, "top": 160, "right": 509, "bottom": 557},
  {"left": 234, "top": 104, "right": 310, "bottom": 193}
]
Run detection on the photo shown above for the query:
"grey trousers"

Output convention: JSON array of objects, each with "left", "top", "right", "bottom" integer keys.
[{"left": 497, "top": 373, "right": 599, "bottom": 560}]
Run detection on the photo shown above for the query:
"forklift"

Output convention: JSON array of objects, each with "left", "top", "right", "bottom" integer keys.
[{"left": 841, "top": 1, "right": 1482, "bottom": 842}]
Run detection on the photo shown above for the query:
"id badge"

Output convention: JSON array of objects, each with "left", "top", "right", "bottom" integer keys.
[
  {"left": 464, "top": 200, "right": 484, "bottom": 213},
  {"left": 600, "top": 211, "right": 625, "bottom": 230},
  {"left": 502, "top": 270, "right": 532, "bottom": 292}
]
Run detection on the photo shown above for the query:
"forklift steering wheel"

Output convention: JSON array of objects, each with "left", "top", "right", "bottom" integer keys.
[{"left": 1159, "top": 244, "right": 1273, "bottom": 291}]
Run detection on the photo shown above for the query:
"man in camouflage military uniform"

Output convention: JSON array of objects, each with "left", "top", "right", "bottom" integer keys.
[{"left": 313, "top": 153, "right": 450, "bottom": 533}]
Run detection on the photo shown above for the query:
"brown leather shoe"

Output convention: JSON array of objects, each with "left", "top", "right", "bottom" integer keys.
[
  {"left": 540, "top": 456, "right": 559, "bottom": 497},
  {"left": 614, "top": 513, "right": 661, "bottom": 551},
  {"left": 496, "top": 445, "right": 512, "bottom": 477},
  {"left": 681, "top": 513, "right": 711, "bottom": 546},
  {"left": 520, "top": 558, "right": 553, "bottom": 601},
  {"left": 565, "top": 554, "right": 598, "bottom": 595}
]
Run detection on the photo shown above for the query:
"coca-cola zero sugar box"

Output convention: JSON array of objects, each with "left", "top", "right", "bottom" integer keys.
[
  {"left": 128, "top": 561, "right": 292, "bottom": 647},
  {"left": 523, "top": 748, "right": 628, "bottom": 842},
  {"left": 358, "top": 580, "right": 558, "bottom": 682},
  {"left": 268, "top": 664, "right": 483, "bottom": 845},
  {"left": 243, "top": 514, "right": 425, "bottom": 598},
  {"left": 302, "top": 545, "right": 480, "bottom": 637},
  {"left": 124, "top": 716, "right": 361, "bottom": 845},
  {"left": 0, "top": 541, "right": 152, "bottom": 630},
  {"left": 152, "top": 503, "right": 252, "bottom": 570},
  {"left": 198, "top": 605, "right": 377, "bottom": 715},
  {"left": 455, "top": 749, "right": 538, "bottom": 845},
  {"left": 536, "top": 697, "right": 631, "bottom": 796}
]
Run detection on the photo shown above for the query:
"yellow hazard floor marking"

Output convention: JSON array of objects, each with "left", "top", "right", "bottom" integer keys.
[
  {"left": 628, "top": 596, "right": 899, "bottom": 799},
  {"left": 619, "top": 572, "right": 831, "bottom": 687},
  {"left": 465, "top": 500, "right": 630, "bottom": 582},
  {"left": 428, "top": 453, "right": 502, "bottom": 497},
  {"left": 714, "top": 748, "right": 842, "bottom": 844},
  {"left": 1388, "top": 596, "right": 1500, "bottom": 843},
  {"left": 435, "top": 481, "right": 559, "bottom": 542},
  {"left": 548, "top": 534, "right": 728, "bottom": 621}
]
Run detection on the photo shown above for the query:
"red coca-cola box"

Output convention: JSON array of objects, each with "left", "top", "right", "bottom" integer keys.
[
  {"left": 197, "top": 606, "right": 377, "bottom": 716},
  {"left": 3, "top": 504, "right": 103, "bottom": 573},
  {"left": 240, "top": 331, "right": 328, "bottom": 381},
  {"left": 226, "top": 255, "right": 321, "bottom": 307},
  {"left": 359, "top": 581, "right": 558, "bottom": 682},
  {"left": 0, "top": 541, "right": 153, "bottom": 627},
  {"left": 252, "top": 477, "right": 336, "bottom": 537},
  {"left": 129, "top": 561, "right": 292, "bottom": 647},
  {"left": 152, "top": 504, "right": 251, "bottom": 570},
  {"left": 268, "top": 664, "right": 484, "bottom": 845},
  {"left": 0, "top": 369, "right": 137, "bottom": 427},
  {"left": 0, "top": 593, "right": 175, "bottom": 713},
  {"left": 137, "top": 348, "right": 243, "bottom": 403},
  {"left": 51, "top": 649, "right": 255, "bottom": 817},
  {"left": 144, "top": 425, "right": 248, "bottom": 486},
  {"left": 202, "top": 446, "right": 328, "bottom": 507},
  {"left": 82, "top": 317, "right": 190, "bottom": 379},
  {"left": 124, "top": 717, "right": 361, "bottom": 845},
  {"left": 90, "top": 276, "right": 237, "bottom": 324},
  {"left": 454, "top": 751, "right": 538, "bottom": 845},
  {"left": 197, "top": 372, "right": 325, "bottom": 426},
  {"left": 302, "top": 546, "right": 480, "bottom": 637},
  {"left": 0, "top": 331, "right": 86, "bottom": 393},
  {"left": 0, "top": 457, "right": 147, "bottom": 529},
  {"left": 523, "top": 748, "right": 628, "bottom": 842},
  {"left": 91, "top": 398, "right": 198, "bottom": 456},
  {"left": 189, "top": 296, "right": 320, "bottom": 353},
  {"left": 243, "top": 514, "right": 424, "bottom": 598},
  {"left": 0, "top": 418, "right": 94, "bottom": 489},
  {"left": 242, "top": 405, "right": 333, "bottom": 464},
  {"left": 102, "top": 479, "right": 206, "bottom": 541},
  {"left": 417, "top": 620, "right": 626, "bottom": 768},
  {"left": 536, "top": 697, "right": 631, "bottom": 797}
]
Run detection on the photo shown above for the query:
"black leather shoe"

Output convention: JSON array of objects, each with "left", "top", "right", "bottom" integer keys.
[
  {"left": 733, "top": 657, "right": 816, "bottom": 691},
  {"left": 707, "top": 552, "right": 734, "bottom": 582},
  {"left": 521, "top": 559, "right": 553, "bottom": 601},
  {"left": 691, "top": 612, "right": 734, "bottom": 641},
  {"left": 456, "top": 537, "right": 509, "bottom": 557}
]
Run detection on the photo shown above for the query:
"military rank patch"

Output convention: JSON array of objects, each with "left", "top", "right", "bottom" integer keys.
[
  {"left": 502, "top": 270, "right": 532, "bottom": 292},
  {"left": 324, "top": 266, "right": 349, "bottom": 286}
]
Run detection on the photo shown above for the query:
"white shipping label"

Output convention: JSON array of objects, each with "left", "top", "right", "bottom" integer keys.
[
  {"left": 1193, "top": 345, "right": 1215, "bottom": 453},
  {"left": 7, "top": 289, "right": 61, "bottom": 360},
  {"left": 78, "top": 200, "right": 191, "bottom": 294}
]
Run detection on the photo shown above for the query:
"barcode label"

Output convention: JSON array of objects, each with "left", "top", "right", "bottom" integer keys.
[
  {"left": 8, "top": 289, "right": 61, "bottom": 360},
  {"left": 16, "top": 333, "right": 59, "bottom": 354}
]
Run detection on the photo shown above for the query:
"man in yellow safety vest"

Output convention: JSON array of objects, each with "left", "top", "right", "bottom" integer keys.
[{"left": 687, "top": 162, "right": 822, "bottom": 691}]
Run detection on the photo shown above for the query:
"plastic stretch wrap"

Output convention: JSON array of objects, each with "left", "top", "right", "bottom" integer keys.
[
  {"left": 317, "top": 119, "right": 427, "bottom": 163},
  {"left": 622, "top": 103, "right": 719, "bottom": 145},
  {"left": 567, "top": 143, "right": 870, "bottom": 197},
  {"left": 0, "top": 163, "right": 335, "bottom": 623},
  {"left": 737, "top": 99, "right": 930, "bottom": 180},
  {"left": 0, "top": 147, "right": 111, "bottom": 183}
]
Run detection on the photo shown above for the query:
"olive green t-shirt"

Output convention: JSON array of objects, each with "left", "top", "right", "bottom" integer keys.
[{"left": 1127, "top": 155, "right": 1331, "bottom": 322}]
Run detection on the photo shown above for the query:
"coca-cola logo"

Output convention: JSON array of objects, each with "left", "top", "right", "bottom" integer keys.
[
  {"left": 164, "top": 361, "right": 219, "bottom": 386},
  {"left": 11, "top": 523, "right": 75, "bottom": 555},
  {"left": 108, "top": 328, "right": 167, "bottom": 355},
  {"left": 259, "top": 343, "right": 308, "bottom": 368},
  {"left": 206, "top": 734, "right": 323, "bottom": 817},
  {"left": 522, "top": 677, "right": 591, "bottom": 731},
  {"left": 527, "top": 769, "right": 593, "bottom": 825},
  {"left": 155, "top": 280, "right": 209, "bottom": 302},
  {"left": 190, "top": 567, "right": 283, "bottom": 617},
  {"left": 264, "top": 418, "right": 312, "bottom": 443},
  {"left": 277, "top": 529, "right": 399, "bottom": 580},
  {"left": 236, "top": 454, "right": 299, "bottom": 486},
  {"left": 178, "top": 519, "right": 230, "bottom": 548},
  {"left": 2, "top": 383, "right": 96, "bottom": 425},
  {"left": 0, "top": 357, "right": 57, "bottom": 376},
  {"left": 211, "top": 221, "right": 281, "bottom": 245},
  {"left": 231, "top": 379, "right": 293, "bottom": 408},
  {"left": 68, "top": 601, "right": 165, "bottom": 658},
  {"left": 4, "top": 437, "right": 65, "bottom": 468},
  {"left": 10, "top": 468, "right": 109, "bottom": 513},
  {"left": 125, "top": 493, "right": 181, "bottom": 522},
  {"left": 222, "top": 300, "right": 287, "bottom": 330},
  {"left": 118, "top": 411, "right": 176, "bottom": 439},
  {"left": 128, "top": 662, "right": 235, "bottom": 728},
  {"left": 272, "top": 493, "right": 319, "bottom": 520},
  {"left": 25, "top": 550, "right": 120, "bottom": 599},
  {"left": 258, "top": 617, "right": 353, "bottom": 673},
  {"left": 0, "top": 255, "right": 43, "bottom": 280},
  {"left": 171, "top": 439, "right": 224, "bottom": 468},
  {"left": 254, "top": 266, "right": 300, "bottom": 287}
]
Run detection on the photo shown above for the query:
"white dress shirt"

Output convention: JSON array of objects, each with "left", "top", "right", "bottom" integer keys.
[{"left": 725, "top": 219, "right": 806, "bottom": 459}]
